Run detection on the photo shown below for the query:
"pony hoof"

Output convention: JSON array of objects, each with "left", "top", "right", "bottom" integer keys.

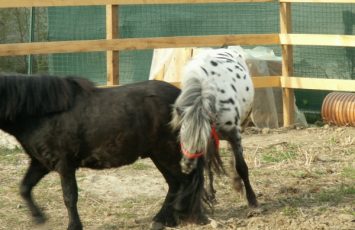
[
  {"left": 198, "top": 216, "right": 210, "bottom": 225},
  {"left": 248, "top": 199, "right": 259, "bottom": 208},
  {"left": 67, "top": 223, "right": 83, "bottom": 230},
  {"left": 150, "top": 221, "right": 165, "bottom": 230},
  {"left": 33, "top": 214, "right": 47, "bottom": 224}
]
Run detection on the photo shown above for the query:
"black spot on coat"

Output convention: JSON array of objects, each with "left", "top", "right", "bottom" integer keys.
[
  {"left": 219, "top": 98, "right": 235, "bottom": 105},
  {"left": 201, "top": 67, "right": 208, "bottom": 75},
  {"left": 231, "top": 84, "right": 237, "bottom": 92},
  {"left": 211, "top": 60, "right": 218, "bottom": 66},
  {"left": 225, "top": 121, "right": 232, "bottom": 125}
]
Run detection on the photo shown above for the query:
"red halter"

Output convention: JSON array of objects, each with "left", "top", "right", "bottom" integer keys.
[
  {"left": 180, "top": 126, "right": 220, "bottom": 159},
  {"left": 210, "top": 126, "right": 220, "bottom": 149}
]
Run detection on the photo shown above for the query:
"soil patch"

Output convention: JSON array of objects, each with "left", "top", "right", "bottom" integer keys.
[{"left": 0, "top": 126, "right": 354, "bottom": 229}]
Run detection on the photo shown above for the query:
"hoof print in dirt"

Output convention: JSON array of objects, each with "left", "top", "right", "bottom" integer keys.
[{"left": 247, "top": 208, "right": 264, "bottom": 218}]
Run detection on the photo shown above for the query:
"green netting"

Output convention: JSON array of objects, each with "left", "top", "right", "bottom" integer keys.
[
  {"left": 0, "top": 8, "right": 48, "bottom": 73},
  {"left": 0, "top": 3, "right": 354, "bottom": 114},
  {"left": 291, "top": 4, "right": 355, "bottom": 112},
  {"left": 47, "top": 3, "right": 279, "bottom": 85}
]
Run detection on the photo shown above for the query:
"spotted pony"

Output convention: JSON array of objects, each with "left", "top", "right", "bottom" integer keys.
[{"left": 171, "top": 47, "right": 258, "bottom": 207}]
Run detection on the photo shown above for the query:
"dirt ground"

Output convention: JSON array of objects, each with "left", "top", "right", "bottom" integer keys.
[{"left": 0, "top": 126, "right": 354, "bottom": 230}]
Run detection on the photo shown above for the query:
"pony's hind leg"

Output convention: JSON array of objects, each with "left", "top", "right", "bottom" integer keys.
[
  {"left": 229, "top": 129, "right": 258, "bottom": 207},
  {"left": 20, "top": 158, "right": 49, "bottom": 224},
  {"left": 231, "top": 158, "right": 244, "bottom": 195}
]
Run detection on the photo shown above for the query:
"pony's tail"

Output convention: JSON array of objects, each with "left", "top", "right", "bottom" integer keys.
[
  {"left": 179, "top": 76, "right": 217, "bottom": 153},
  {"left": 171, "top": 69, "right": 225, "bottom": 173},
  {"left": 187, "top": 76, "right": 225, "bottom": 172}
]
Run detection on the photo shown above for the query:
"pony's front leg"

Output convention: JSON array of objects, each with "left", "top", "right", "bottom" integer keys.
[
  {"left": 229, "top": 130, "right": 258, "bottom": 207},
  {"left": 59, "top": 168, "right": 82, "bottom": 230},
  {"left": 20, "top": 158, "right": 49, "bottom": 224}
]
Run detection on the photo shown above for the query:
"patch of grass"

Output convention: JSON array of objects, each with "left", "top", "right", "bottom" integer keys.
[
  {"left": 290, "top": 170, "right": 319, "bottom": 179},
  {"left": 317, "top": 185, "right": 355, "bottom": 205},
  {"left": 277, "top": 185, "right": 355, "bottom": 208},
  {"left": 131, "top": 162, "right": 152, "bottom": 170},
  {"left": 219, "top": 148, "right": 230, "bottom": 157},
  {"left": 329, "top": 136, "right": 339, "bottom": 145},
  {"left": 343, "top": 207, "right": 355, "bottom": 217},
  {"left": 313, "top": 169, "right": 326, "bottom": 176},
  {"left": 96, "top": 224, "right": 119, "bottom": 230},
  {"left": 343, "top": 147, "right": 355, "bottom": 156},
  {"left": 261, "top": 144, "right": 298, "bottom": 163},
  {"left": 0, "top": 147, "right": 23, "bottom": 164},
  {"left": 282, "top": 206, "right": 300, "bottom": 217},
  {"left": 342, "top": 167, "right": 355, "bottom": 179},
  {"left": 317, "top": 206, "right": 327, "bottom": 213}
]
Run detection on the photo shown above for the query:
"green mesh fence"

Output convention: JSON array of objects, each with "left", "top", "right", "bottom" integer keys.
[
  {"left": 0, "top": 8, "right": 48, "bottom": 73},
  {"left": 292, "top": 4, "right": 355, "bottom": 113},
  {"left": 47, "top": 3, "right": 279, "bottom": 85},
  {"left": 0, "top": 3, "right": 354, "bottom": 115}
]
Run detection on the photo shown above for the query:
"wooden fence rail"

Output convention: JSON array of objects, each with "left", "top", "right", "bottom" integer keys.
[
  {"left": 0, "top": 34, "right": 280, "bottom": 56},
  {"left": 0, "top": 0, "right": 354, "bottom": 126},
  {"left": 0, "top": 0, "right": 275, "bottom": 8}
]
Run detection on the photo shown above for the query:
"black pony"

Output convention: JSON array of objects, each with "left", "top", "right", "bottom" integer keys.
[{"left": 0, "top": 74, "right": 207, "bottom": 230}]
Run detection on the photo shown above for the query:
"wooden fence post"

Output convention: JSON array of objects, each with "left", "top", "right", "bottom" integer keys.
[
  {"left": 106, "top": 4, "right": 119, "bottom": 85},
  {"left": 280, "top": 2, "right": 295, "bottom": 126}
]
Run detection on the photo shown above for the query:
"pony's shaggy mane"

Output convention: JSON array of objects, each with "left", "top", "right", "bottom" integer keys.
[{"left": 0, "top": 74, "right": 94, "bottom": 120}]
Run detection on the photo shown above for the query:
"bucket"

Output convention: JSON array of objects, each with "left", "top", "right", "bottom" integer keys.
[{"left": 321, "top": 92, "right": 355, "bottom": 126}]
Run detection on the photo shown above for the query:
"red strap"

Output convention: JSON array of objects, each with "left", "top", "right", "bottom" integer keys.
[
  {"left": 211, "top": 126, "right": 220, "bottom": 149},
  {"left": 180, "top": 143, "right": 204, "bottom": 159},
  {"left": 180, "top": 126, "right": 220, "bottom": 159}
]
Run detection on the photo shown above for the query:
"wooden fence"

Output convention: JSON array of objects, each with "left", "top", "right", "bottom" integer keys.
[{"left": 0, "top": 0, "right": 354, "bottom": 126}]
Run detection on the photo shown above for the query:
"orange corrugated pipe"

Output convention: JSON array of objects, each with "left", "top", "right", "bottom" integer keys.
[{"left": 321, "top": 92, "right": 355, "bottom": 126}]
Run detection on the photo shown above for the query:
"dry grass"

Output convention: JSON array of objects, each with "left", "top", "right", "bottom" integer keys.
[{"left": 0, "top": 126, "right": 354, "bottom": 230}]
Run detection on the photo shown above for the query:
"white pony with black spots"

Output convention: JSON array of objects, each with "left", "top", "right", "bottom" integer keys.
[{"left": 171, "top": 47, "right": 258, "bottom": 207}]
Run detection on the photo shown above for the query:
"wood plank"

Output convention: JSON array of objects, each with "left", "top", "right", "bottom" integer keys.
[
  {"left": 106, "top": 5, "right": 119, "bottom": 85},
  {"left": 280, "top": 34, "right": 355, "bottom": 47},
  {"left": 162, "top": 76, "right": 281, "bottom": 89},
  {"left": 0, "top": 34, "right": 279, "bottom": 56},
  {"left": 252, "top": 76, "right": 281, "bottom": 88},
  {"left": 99, "top": 77, "right": 355, "bottom": 92},
  {"left": 280, "top": 0, "right": 355, "bottom": 3},
  {"left": 281, "top": 77, "right": 355, "bottom": 92},
  {"left": 0, "top": 0, "right": 277, "bottom": 8},
  {"left": 280, "top": 2, "right": 295, "bottom": 127}
]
